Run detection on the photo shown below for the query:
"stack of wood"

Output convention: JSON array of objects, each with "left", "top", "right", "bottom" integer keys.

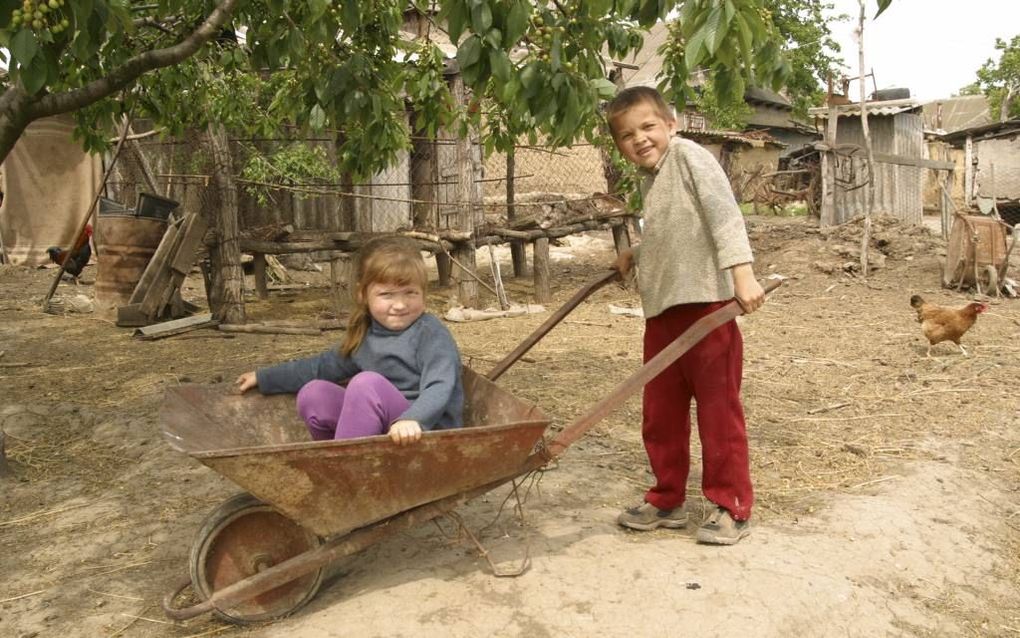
[
  {"left": 481, "top": 192, "right": 626, "bottom": 232},
  {"left": 117, "top": 211, "right": 209, "bottom": 327}
]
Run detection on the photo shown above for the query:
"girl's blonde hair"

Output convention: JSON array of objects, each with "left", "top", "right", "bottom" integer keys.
[{"left": 340, "top": 236, "right": 428, "bottom": 356}]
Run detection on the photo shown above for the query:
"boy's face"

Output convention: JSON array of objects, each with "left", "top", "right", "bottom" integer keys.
[{"left": 610, "top": 101, "right": 677, "bottom": 170}]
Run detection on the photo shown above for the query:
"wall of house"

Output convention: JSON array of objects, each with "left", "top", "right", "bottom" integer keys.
[
  {"left": 923, "top": 141, "right": 965, "bottom": 212},
  {"left": 974, "top": 135, "right": 1020, "bottom": 201},
  {"left": 728, "top": 146, "right": 782, "bottom": 202},
  {"left": 769, "top": 129, "right": 818, "bottom": 157}
]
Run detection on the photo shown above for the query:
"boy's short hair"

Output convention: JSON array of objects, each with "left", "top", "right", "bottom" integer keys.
[{"left": 605, "top": 86, "right": 675, "bottom": 133}]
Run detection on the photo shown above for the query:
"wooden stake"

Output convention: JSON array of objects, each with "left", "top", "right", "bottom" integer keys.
[
  {"left": 533, "top": 237, "right": 551, "bottom": 303},
  {"left": 253, "top": 252, "right": 268, "bottom": 300},
  {"left": 330, "top": 253, "right": 354, "bottom": 314},
  {"left": 857, "top": 0, "right": 876, "bottom": 277},
  {"left": 611, "top": 223, "right": 630, "bottom": 255}
]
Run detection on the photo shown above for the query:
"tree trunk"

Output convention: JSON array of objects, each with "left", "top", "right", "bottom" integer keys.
[
  {"left": 206, "top": 122, "right": 246, "bottom": 324},
  {"left": 410, "top": 113, "right": 438, "bottom": 229},
  {"left": 450, "top": 74, "right": 478, "bottom": 308}
]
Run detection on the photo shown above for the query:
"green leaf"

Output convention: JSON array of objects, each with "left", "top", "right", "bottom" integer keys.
[
  {"left": 685, "top": 26, "right": 707, "bottom": 69},
  {"left": 505, "top": 1, "right": 529, "bottom": 44},
  {"left": 591, "top": 77, "right": 619, "bottom": 98},
  {"left": 446, "top": 2, "right": 466, "bottom": 43},
  {"left": 702, "top": 6, "right": 725, "bottom": 55},
  {"left": 342, "top": 2, "right": 360, "bottom": 30},
  {"left": 875, "top": 0, "right": 893, "bottom": 18},
  {"left": 457, "top": 35, "right": 482, "bottom": 70},
  {"left": 308, "top": 0, "right": 329, "bottom": 21},
  {"left": 10, "top": 29, "right": 37, "bottom": 66},
  {"left": 471, "top": 2, "right": 492, "bottom": 34},
  {"left": 484, "top": 28, "right": 502, "bottom": 49},
  {"left": 22, "top": 51, "right": 46, "bottom": 95},
  {"left": 489, "top": 48, "right": 511, "bottom": 81},
  {"left": 520, "top": 61, "right": 539, "bottom": 92}
]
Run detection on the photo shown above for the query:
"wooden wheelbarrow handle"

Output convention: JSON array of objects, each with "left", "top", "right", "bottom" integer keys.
[
  {"left": 486, "top": 269, "right": 621, "bottom": 381},
  {"left": 541, "top": 278, "right": 782, "bottom": 459}
]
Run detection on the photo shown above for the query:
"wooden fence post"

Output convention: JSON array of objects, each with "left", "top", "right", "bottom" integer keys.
[
  {"left": 330, "top": 253, "right": 354, "bottom": 315},
  {"left": 533, "top": 237, "right": 551, "bottom": 303}
]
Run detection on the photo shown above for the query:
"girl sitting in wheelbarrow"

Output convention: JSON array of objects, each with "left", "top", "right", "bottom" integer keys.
[{"left": 236, "top": 236, "right": 464, "bottom": 446}]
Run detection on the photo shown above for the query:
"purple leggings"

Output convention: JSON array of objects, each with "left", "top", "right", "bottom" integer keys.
[{"left": 296, "top": 372, "right": 411, "bottom": 440}]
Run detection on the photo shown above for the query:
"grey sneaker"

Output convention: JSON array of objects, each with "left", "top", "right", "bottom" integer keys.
[
  {"left": 695, "top": 507, "right": 750, "bottom": 545},
  {"left": 617, "top": 502, "right": 688, "bottom": 531}
]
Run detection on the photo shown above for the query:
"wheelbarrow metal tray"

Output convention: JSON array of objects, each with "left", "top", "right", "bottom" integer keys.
[{"left": 161, "top": 367, "right": 550, "bottom": 538}]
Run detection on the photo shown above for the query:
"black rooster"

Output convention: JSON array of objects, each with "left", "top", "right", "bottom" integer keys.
[{"left": 47, "top": 224, "right": 93, "bottom": 284}]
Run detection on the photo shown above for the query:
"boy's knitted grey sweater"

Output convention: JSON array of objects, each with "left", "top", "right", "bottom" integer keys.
[
  {"left": 255, "top": 313, "right": 464, "bottom": 430},
  {"left": 634, "top": 137, "right": 754, "bottom": 318}
]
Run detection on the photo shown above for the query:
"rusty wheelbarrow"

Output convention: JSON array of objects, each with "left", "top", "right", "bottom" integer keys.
[{"left": 161, "top": 271, "right": 781, "bottom": 624}]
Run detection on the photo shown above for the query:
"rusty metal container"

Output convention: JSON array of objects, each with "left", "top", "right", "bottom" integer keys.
[
  {"left": 94, "top": 213, "right": 168, "bottom": 310},
  {"left": 943, "top": 214, "right": 1009, "bottom": 289},
  {"left": 161, "top": 367, "right": 551, "bottom": 538}
]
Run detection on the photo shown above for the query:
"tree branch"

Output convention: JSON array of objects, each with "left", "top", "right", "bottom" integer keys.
[{"left": 28, "top": 0, "right": 240, "bottom": 120}]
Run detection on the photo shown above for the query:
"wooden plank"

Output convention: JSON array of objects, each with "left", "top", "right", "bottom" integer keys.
[
  {"left": 820, "top": 106, "right": 839, "bottom": 226},
  {"left": 128, "top": 216, "right": 183, "bottom": 304},
  {"left": 169, "top": 214, "right": 209, "bottom": 274},
  {"left": 138, "top": 223, "right": 189, "bottom": 317},
  {"left": 964, "top": 135, "right": 974, "bottom": 209},
  {"left": 218, "top": 324, "right": 321, "bottom": 336},
  {"left": 142, "top": 213, "right": 208, "bottom": 320},
  {"left": 871, "top": 152, "right": 955, "bottom": 171},
  {"left": 133, "top": 313, "right": 218, "bottom": 340}
]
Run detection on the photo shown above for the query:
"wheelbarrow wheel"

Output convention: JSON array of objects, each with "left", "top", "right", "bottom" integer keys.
[{"left": 189, "top": 493, "right": 324, "bottom": 624}]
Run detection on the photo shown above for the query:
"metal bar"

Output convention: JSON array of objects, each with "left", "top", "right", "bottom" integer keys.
[
  {"left": 486, "top": 269, "right": 621, "bottom": 381},
  {"left": 545, "top": 279, "right": 783, "bottom": 458}
]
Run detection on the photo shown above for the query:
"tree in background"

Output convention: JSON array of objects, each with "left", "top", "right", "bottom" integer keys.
[
  {"left": 960, "top": 34, "right": 1020, "bottom": 122},
  {"left": 687, "top": 0, "right": 848, "bottom": 129}
]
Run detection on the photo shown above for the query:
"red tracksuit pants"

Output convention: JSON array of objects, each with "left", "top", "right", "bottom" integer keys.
[{"left": 642, "top": 301, "right": 753, "bottom": 521}]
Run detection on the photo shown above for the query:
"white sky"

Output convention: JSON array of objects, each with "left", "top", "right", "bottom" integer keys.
[{"left": 825, "top": 0, "right": 1020, "bottom": 102}]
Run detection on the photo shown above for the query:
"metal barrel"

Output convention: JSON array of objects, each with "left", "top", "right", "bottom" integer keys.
[{"left": 94, "top": 213, "right": 168, "bottom": 309}]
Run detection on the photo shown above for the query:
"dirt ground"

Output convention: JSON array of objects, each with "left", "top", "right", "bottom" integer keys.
[{"left": 1, "top": 214, "right": 1018, "bottom": 638}]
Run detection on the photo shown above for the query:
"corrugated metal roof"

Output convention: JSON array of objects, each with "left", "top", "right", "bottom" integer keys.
[
  {"left": 677, "top": 128, "right": 785, "bottom": 148},
  {"left": 922, "top": 95, "right": 993, "bottom": 133},
  {"left": 940, "top": 118, "right": 1020, "bottom": 145},
  {"left": 808, "top": 98, "right": 924, "bottom": 119}
]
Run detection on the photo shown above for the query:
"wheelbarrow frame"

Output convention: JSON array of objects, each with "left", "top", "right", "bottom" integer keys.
[{"left": 163, "top": 271, "right": 781, "bottom": 621}]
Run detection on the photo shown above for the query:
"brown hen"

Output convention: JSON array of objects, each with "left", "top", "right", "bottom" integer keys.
[{"left": 909, "top": 295, "right": 987, "bottom": 357}]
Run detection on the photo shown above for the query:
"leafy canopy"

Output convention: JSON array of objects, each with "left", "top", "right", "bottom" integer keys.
[{"left": 0, "top": 1, "right": 895, "bottom": 178}]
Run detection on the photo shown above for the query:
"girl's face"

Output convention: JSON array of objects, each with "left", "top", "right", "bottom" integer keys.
[{"left": 365, "top": 281, "right": 425, "bottom": 331}]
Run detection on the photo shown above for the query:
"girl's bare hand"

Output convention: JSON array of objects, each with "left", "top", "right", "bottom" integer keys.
[
  {"left": 388, "top": 420, "right": 422, "bottom": 446},
  {"left": 236, "top": 371, "right": 258, "bottom": 393}
]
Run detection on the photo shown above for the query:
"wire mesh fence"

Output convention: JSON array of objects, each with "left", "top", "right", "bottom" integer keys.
[{"left": 106, "top": 132, "right": 616, "bottom": 237}]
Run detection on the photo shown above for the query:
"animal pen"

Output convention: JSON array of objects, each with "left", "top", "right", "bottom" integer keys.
[{"left": 105, "top": 117, "right": 634, "bottom": 325}]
